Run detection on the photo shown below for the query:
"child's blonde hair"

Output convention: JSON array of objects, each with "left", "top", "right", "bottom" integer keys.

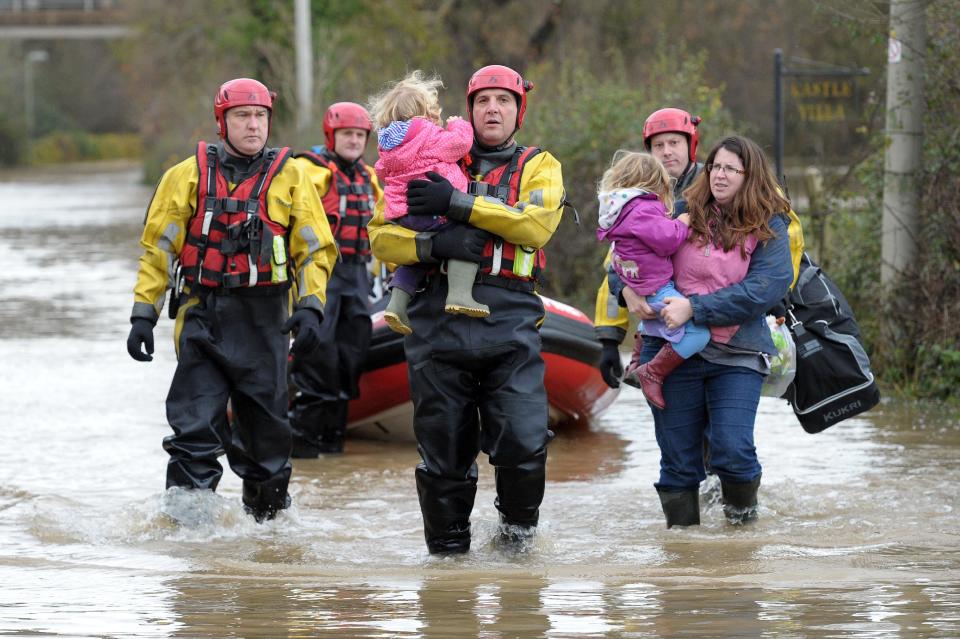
[
  {"left": 369, "top": 70, "right": 444, "bottom": 130},
  {"left": 598, "top": 150, "right": 674, "bottom": 213}
]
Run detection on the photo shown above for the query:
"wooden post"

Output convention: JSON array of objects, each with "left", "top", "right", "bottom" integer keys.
[{"left": 803, "top": 166, "right": 825, "bottom": 266}]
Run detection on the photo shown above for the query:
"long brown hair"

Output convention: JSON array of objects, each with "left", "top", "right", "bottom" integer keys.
[{"left": 682, "top": 135, "right": 790, "bottom": 256}]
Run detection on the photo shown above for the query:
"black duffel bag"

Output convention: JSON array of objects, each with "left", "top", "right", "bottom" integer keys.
[{"left": 781, "top": 253, "right": 881, "bottom": 433}]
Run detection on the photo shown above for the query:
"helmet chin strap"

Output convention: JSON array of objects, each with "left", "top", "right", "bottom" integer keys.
[
  {"left": 474, "top": 123, "right": 517, "bottom": 152},
  {"left": 224, "top": 138, "right": 254, "bottom": 158},
  {"left": 220, "top": 114, "right": 271, "bottom": 158},
  {"left": 223, "top": 134, "right": 264, "bottom": 159}
]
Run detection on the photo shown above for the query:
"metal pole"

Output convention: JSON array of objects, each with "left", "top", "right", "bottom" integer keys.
[
  {"left": 23, "top": 50, "right": 49, "bottom": 143},
  {"left": 881, "top": 0, "right": 925, "bottom": 286},
  {"left": 294, "top": 0, "right": 313, "bottom": 135},
  {"left": 774, "top": 48, "right": 784, "bottom": 182},
  {"left": 24, "top": 57, "right": 34, "bottom": 139}
]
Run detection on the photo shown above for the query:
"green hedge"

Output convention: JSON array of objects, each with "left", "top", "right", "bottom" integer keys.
[{"left": 29, "top": 131, "right": 142, "bottom": 165}]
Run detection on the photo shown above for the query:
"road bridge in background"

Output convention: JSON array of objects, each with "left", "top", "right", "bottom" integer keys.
[{"left": 0, "top": 0, "right": 132, "bottom": 39}]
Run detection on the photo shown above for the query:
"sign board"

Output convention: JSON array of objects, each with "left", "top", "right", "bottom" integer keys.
[
  {"left": 773, "top": 50, "right": 870, "bottom": 177},
  {"left": 790, "top": 78, "right": 857, "bottom": 123}
]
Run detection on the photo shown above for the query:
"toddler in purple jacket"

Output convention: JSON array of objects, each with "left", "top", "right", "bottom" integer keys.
[
  {"left": 370, "top": 70, "right": 480, "bottom": 335},
  {"left": 596, "top": 151, "right": 711, "bottom": 405}
]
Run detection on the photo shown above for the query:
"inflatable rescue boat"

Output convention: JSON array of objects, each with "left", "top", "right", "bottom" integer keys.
[{"left": 347, "top": 296, "right": 619, "bottom": 441}]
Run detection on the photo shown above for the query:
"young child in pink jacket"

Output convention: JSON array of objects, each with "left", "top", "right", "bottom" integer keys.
[
  {"left": 371, "top": 71, "right": 479, "bottom": 335},
  {"left": 596, "top": 151, "right": 711, "bottom": 408}
]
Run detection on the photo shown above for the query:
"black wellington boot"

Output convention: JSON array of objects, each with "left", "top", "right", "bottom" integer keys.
[
  {"left": 289, "top": 403, "right": 323, "bottom": 459},
  {"left": 495, "top": 515, "right": 537, "bottom": 552},
  {"left": 425, "top": 520, "right": 472, "bottom": 555},
  {"left": 317, "top": 400, "right": 348, "bottom": 454},
  {"left": 242, "top": 472, "right": 292, "bottom": 523},
  {"left": 720, "top": 476, "right": 761, "bottom": 525},
  {"left": 657, "top": 488, "right": 701, "bottom": 528},
  {"left": 290, "top": 434, "right": 321, "bottom": 459}
]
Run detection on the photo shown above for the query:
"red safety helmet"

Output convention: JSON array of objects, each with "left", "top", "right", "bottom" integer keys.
[
  {"left": 642, "top": 107, "right": 702, "bottom": 163},
  {"left": 466, "top": 64, "right": 533, "bottom": 129},
  {"left": 214, "top": 78, "right": 276, "bottom": 140},
  {"left": 323, "top": 102, "right": 373, "bottom": 150}
]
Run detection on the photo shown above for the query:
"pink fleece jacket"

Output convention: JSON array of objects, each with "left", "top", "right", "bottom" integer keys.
[
  {"left": 375, "top": 117, "right": 473, "bottom": 220},
  {"left": 672, "top": 233, "right": 758, "bottom": 343}
]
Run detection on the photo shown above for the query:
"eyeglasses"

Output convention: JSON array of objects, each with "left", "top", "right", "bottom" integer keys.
[{"left": 706, "top": 163, "right": 746, "bottom": 176}]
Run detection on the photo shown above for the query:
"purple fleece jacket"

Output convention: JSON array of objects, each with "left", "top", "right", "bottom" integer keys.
[{"left": 596, "top": 189, "right": 690, "bottom": 295}]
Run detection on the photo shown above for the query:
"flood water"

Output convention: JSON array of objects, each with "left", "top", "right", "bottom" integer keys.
[{"left": 1, "top": 162, "right": 958, "bottom": 638}]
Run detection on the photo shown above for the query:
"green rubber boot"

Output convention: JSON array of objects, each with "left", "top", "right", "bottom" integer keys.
[
  {"left": 384, "top": 288, "right": 413, "bottom": 335},
  {"left": 443, "top": 259, "right": 489, "bottom": 317}
]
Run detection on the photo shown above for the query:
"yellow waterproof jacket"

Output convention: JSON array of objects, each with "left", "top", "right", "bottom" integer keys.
[
  {"left": 131, "top": 149, "right": 337, "bottom": 324},
  {"left": 293, "top": 155, "right": 383, "bottom": 260},
  {"left": 594, "top": 248, "right": 631, "bottom": 343},
  {"left": 367, "top": 150, "right": 564, "bottom": 266},
  {"left": 293, "top": 155, "right": 383, "bottom": 208}
]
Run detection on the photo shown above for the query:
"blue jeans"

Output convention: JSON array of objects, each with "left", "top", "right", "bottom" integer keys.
[{"left": 641, "top": 339, "right": 763, "bottom": 490}]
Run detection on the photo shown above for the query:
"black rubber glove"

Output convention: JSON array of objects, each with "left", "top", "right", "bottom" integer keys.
[
  {"left": 430, "top": 224, "right": 490, "bottom": 263},
  {"left": 407, "top": 171, "right": 455, "bottom": 217},
  {"left": 126, "top": 318, "right": 155, "bottom": 362},
  {"left": 607, "top": 268, "right": 628, "bottom": 306},
  {"left": 598, "top": 339, "right": 623, "bottom": 388},
  {"left": 282, "top": 308, "right": 323, "bottom": 356}
]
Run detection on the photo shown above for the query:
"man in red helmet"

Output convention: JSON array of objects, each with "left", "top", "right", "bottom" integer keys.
[
  {"left": 288, "top": 103, "right": 384, "bottom": 457},
  {"left": 126, "top": 78, "right": 337, "bottom": 522},
  {"left": 368, "top": 64, "right": 565, "bottom": 555},
  {"left": 594, "top": 107, "right": 705, "bottom": 388}
]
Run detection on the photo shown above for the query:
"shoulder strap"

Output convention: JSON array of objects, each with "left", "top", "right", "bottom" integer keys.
[
  {"left": 292, "top": 149, "right": 332, "bottom": 169},
  {"left": 500, "top": 145, "right": 540, "bottom": 185},
  {"left": 251, "top": 147, "right": 289, "bottom": 202},
  {"left": 504, "top": 146, "right": 541, "bottom": 204},
  {"left": 355, "top": 158, "right": 371, "bottom": 182},
  {"left": 187, "top": 141, "right": 221, "bottom": 283}
]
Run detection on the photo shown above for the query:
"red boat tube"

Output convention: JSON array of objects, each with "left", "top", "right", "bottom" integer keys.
[{"left": 347, "top": 296, "right": 618, "bottom": 441}]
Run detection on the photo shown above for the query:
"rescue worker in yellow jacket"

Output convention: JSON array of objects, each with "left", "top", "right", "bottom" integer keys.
[
  {"left": 595, "top": 108, "right": 704, "bottom": 388},
  {"left": 288, "top": 102, "right": 384, "bottom": 456},
  {"left": 368, "top": 64, "right": 565, "bottom": 554},
  {"left": 126, "top": 78, "right": 337, "bottom": 522}
]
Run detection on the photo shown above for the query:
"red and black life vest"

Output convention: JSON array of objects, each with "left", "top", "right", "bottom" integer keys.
[
  {"left": 180, "top": 142, "right": 290, "bottom": 289},
  {"left": 295, "top": 148, "right": 375, "bottom": 261},
  {"left": 460, "top": 145, "right": 546, "bottom": 284}
]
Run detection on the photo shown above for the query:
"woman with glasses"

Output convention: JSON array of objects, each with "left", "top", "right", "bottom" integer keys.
[{"left": 642, "top": 135, "right": 794, "bottom": 529}]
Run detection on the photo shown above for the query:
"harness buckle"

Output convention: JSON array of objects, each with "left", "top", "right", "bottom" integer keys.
[
  {"left": 222, "top": 272, "right": 244, "bottom": 288},
  {"left": 221, "top": 198, "right": 243, "bottom": 213},
  {"left": 467, "top": 182, "right": 510, "bottom": 203},
  {"left": 203, "top": 196, "right": 217, "bottom": 215}
]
